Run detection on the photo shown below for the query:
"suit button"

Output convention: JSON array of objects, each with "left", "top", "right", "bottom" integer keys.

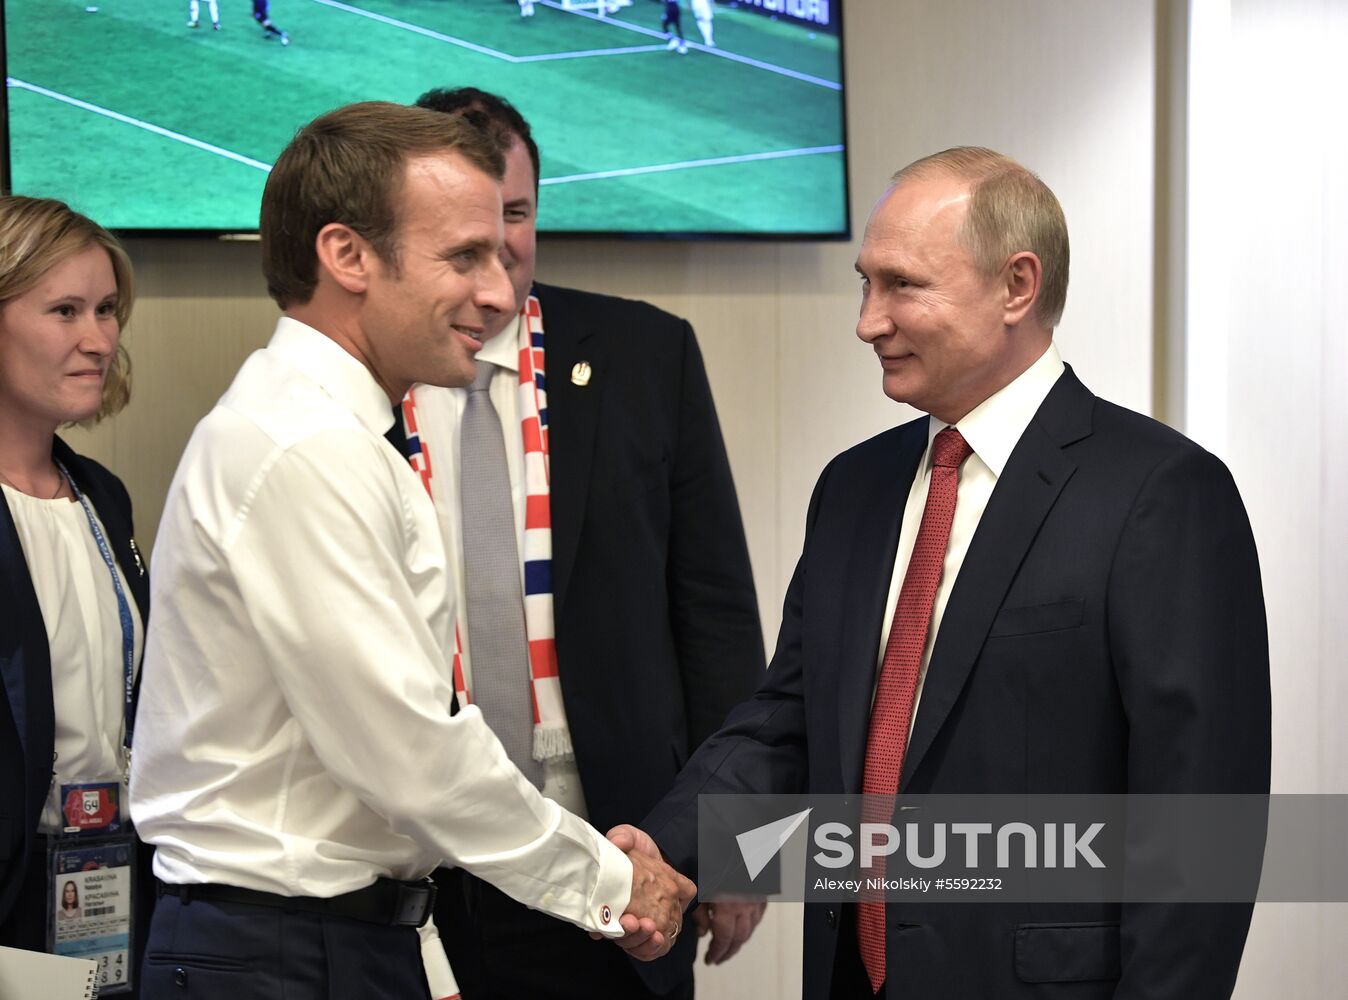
[
  {"left": 174, "top": 967, "right": 188, "bottom": 988},
  {"left": 826, "top": 908, "right": 837, "bottom": 928}
]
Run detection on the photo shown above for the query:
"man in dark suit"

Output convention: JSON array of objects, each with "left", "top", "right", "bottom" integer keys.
[
  {"left": 627, "top": 147, "right": 1271, "bottom": 998},
  {"left": 392, "top": 88, "right": 767, "bottom": 999}
]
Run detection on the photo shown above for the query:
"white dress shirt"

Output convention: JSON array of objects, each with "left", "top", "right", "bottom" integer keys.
[
  {"left": 410, "top": 314, "right": 588, "bottom": 818},
  {"left": 3, "top": 486, "right": 143, "bottom": 831},
  {"left": 877, "top": 342, "right": 1066, "bottom": 734},
  {"left": 129, "top": 318, "right": 629, "bottom": 937}
]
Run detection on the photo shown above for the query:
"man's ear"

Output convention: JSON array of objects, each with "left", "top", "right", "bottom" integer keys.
[
  {"left": 1001, "top": 251, "right": 1043, "bottom": 327},
  {"left": 314, "top": 222, "right": 375, "bottom": 295}
]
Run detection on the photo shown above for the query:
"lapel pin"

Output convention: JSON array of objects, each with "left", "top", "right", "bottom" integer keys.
[
  {"left": 570, "top": 361, "right": 593, "bottom": 387},
  {"left": 130, "top": 538, "right": 146, "bottom": 576}
]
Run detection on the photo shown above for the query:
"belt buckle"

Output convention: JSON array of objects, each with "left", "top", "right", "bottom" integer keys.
[{"left": 392, "top": 878, "right": 437, "bottom": 928}]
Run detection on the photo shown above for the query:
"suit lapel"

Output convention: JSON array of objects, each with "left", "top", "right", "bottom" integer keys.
[
  {"left": 899, "top": 369, "right": 1094, "bottom": 790},
  {"left": 539, "top": 289, "right": 605, "bottom": 618},
  {"left": 53, "top": 440, "right": 150, "bottom": 628},
  {"left": 838, "top": 422, "right": 928, "bottom": 794},
  {"left": 0, "top": 490, "right": 56, "bottom": 815}
]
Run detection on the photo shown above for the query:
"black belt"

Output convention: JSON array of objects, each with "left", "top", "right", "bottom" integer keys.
[{"left": 157, "top": 876, "right": 437, "bottom": 928}]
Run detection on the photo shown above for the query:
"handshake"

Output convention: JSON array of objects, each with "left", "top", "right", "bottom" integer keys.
[{"left": 597, "top": 824, "right": 767, "bottom": 965}]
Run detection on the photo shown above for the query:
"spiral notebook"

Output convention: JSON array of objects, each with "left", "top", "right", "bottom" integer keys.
[{"left": 0, "top": 946, "right": 100, "bottom": 998}]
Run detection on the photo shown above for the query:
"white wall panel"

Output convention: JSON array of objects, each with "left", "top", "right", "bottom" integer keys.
[{"left": 1204, "top": 1, "right": 1348, "bottom": 995}]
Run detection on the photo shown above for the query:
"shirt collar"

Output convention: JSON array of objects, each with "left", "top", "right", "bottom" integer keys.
[
  {"left": 926, "top": 341, "right": 1066, "bottom": 479},
  {"left": 267, "top": 316, "right": 396, "bottom": 436},
  {"left": 479, "top": 311, "right": 522, "bottom": 373}
]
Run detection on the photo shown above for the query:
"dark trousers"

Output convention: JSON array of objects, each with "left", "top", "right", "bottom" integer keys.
[
  {"left": 434, "top": 867, "right": 693, "bottom": 1000},
  {"left": 830, "top": 904, "right": 887, "bottom": 1000},
  {"left": 141, "top": 892, "right": 430, "bottom": 1000},
  {"left": 661, "top": 2, "right": 683, "bottom": 33}
]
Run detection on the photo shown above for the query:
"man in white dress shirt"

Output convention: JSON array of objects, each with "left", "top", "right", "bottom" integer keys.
[{"left": 129, "top": 101, "right": 694, "bottom": 1000}]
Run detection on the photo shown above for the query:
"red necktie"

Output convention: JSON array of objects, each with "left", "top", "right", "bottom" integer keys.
[{"left": 857, "top": 426, "right": 973, "bottom": 993}]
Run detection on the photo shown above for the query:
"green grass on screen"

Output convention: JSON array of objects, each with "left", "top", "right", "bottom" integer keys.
[{"left": 5, "top": 0, "right": 846, "bottom": 233}]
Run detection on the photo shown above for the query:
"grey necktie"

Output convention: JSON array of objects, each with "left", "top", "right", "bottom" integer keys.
[{"left": 460, "top": 361, "right": 544, "bottom": 788}]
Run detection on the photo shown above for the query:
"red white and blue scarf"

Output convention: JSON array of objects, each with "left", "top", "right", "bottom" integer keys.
[{"left": 400, "top": 293, "right": 571, "bottom": 764}]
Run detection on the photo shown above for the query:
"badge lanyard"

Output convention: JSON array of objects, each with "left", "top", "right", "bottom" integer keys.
[
  {"left": 54, "top": 459, "right": 136, "bottom": 772},
  {"left": 48, "top": 461, "right": 139, "bottom": 994}
]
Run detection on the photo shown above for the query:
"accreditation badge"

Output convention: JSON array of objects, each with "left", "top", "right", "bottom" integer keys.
[{"left": 48, "top": 781, "right": 136, "bottom": 994}]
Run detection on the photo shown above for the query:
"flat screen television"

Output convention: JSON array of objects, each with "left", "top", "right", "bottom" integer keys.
[{"left": 1, "top": 0, "right": 848, "bottom": 238}]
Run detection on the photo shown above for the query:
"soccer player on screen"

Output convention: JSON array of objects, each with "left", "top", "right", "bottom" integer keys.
[
  {"left": 661, "top": 0, "right": 687, "bottom": 54},
  {"left": 253, "top": 0, "right": 289, "bottom": 44},
  {"left": 187, "top": 0, "right": 220, "bottom": 29},
  {"left": 691, "top": 0, "right": 713, "bottom": 46}
]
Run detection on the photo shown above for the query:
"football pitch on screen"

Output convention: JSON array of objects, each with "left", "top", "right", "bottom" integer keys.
[{"left": 5, "top": 0, "right": 845, "bottom": 233}]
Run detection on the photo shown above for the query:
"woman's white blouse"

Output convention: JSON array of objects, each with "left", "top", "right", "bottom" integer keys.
[{"left": 3, "top": 484, "right": 143, "bottom": 832}]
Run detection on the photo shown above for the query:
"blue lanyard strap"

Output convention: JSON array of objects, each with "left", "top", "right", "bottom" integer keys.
[{"left": 54, "top": 460, "right": 136, "bottom": 762}]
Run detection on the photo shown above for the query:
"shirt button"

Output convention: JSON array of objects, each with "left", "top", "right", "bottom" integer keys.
[
  {"left": 174, "top": 967, "right": 189, "bottom": 987},
  {"left": 825, "top": 908, "right": 838, "bottom": 928}
]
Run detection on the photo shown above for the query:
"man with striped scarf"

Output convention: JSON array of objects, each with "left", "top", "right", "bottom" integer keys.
[{"left": 391, "top": 87, "right": 767, "bottom": 1000}]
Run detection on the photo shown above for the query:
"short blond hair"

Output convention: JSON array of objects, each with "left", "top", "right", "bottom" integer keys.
[
  {"left": 894, "top": 147, "right": 1069, "bottom": 328},
  {"left": 0, "top": 195, "right": 134, "bottom": 421}
]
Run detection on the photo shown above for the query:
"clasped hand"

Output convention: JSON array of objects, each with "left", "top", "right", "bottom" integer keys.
[{"left": 591, "top": 823, "right": 696, "bottom": 961}]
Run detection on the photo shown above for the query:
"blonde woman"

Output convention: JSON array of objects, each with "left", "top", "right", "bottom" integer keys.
[{"left": 0, "top": 196, "right": 149, "bottom": 993}]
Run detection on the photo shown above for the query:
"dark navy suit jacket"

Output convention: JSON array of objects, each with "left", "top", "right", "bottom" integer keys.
[
  {"left": 0, "top": 439, "right": 151, "bottom": 961},
  {"left": 646, "top": 367, "right": 1271, "bottom": 999}
]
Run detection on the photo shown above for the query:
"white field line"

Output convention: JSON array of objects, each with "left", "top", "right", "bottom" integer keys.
[
  {"left": 309, "top": 0, "right": 519, "bottom": 57},
  {"left": 535, "top": 0, "right": 842, "bottom": 89},
  {"left": 514, "top": 44, "right": 667, "bottom": 62},
  {"left": 7, "top": 78, "right": 272, "bottom": 171},
  {"left": 311, "top": 0, "right": 841, "bottom": 87},
  {"left": 540, "top": 143, "right": 844, "bottom": 185}
]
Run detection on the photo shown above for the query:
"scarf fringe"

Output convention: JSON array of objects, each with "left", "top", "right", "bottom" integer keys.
[{"left": 533, "top": 724, "right": 574, "bottom": 763}]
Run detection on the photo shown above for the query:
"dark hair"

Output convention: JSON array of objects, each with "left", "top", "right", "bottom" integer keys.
[
  {"left": 260, "top": 101, "right": 505, "bottom": 309},
  {"left": 415, "top": 87, "right": 539, "bottom": 193}
]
